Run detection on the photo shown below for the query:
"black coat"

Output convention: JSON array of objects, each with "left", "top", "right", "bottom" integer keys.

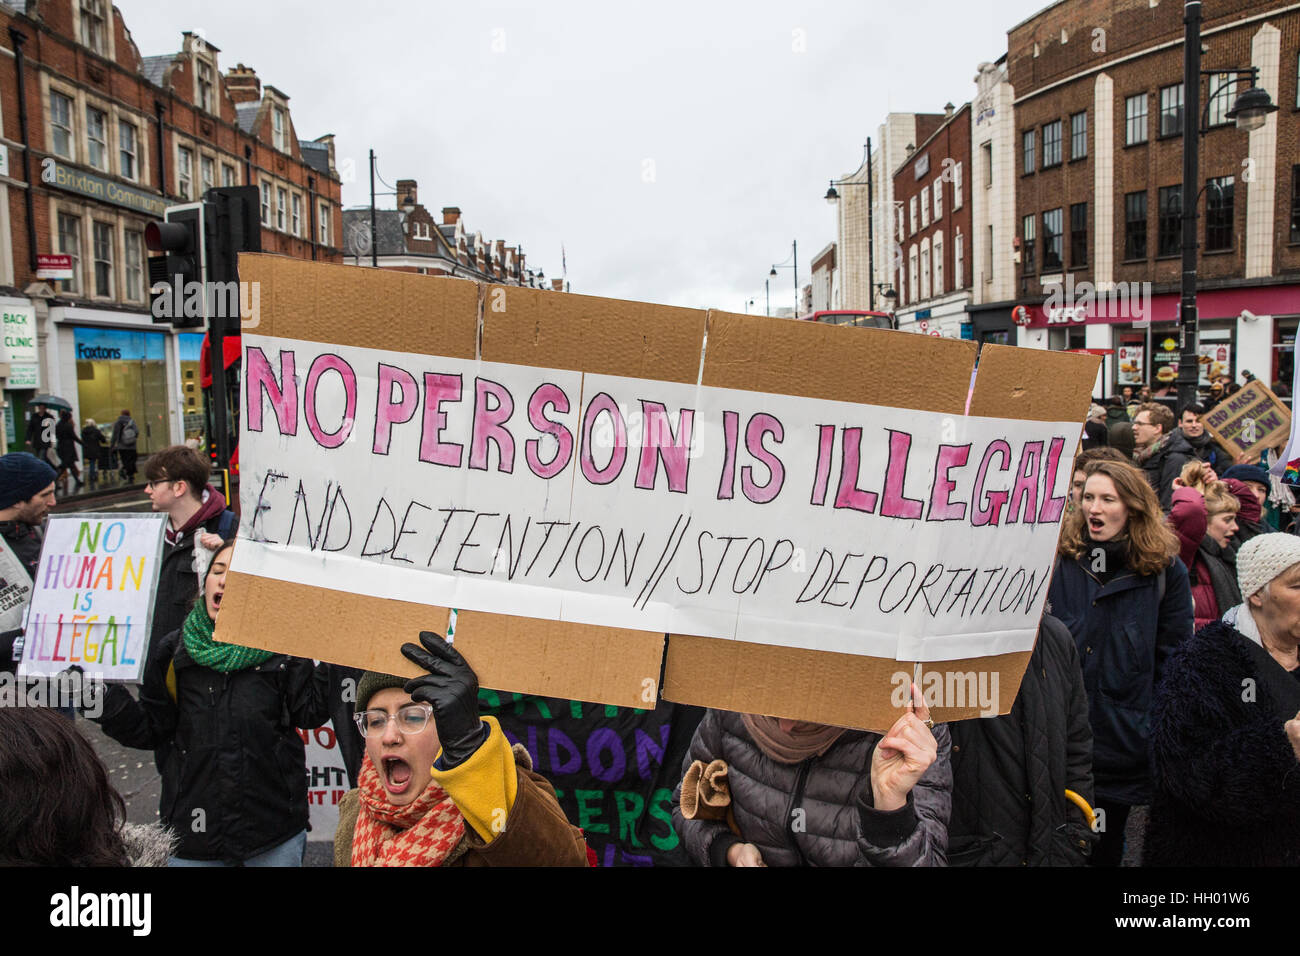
[
  {"left": 1147, "top": 620, "right": 1300, "bottom": 866},
  {"left": 948, "top": 615, "right": 1097, "bottom": 866},
  {"left": 1138, "top": 430, "right": 1195, "bottom": 511},
  {"left": 95, "top": 627, "right": 334, "bottom": 862},
  {"left": 1046, "top": 552, "right": 1194, "bottom": 805}
]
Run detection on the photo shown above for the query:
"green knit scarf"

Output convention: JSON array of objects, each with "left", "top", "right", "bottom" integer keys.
[{"left": 181, "top": 601, "right": 274, "bottom": 673}]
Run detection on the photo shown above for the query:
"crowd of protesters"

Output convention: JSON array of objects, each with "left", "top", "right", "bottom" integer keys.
[{"left": 1, "top": 400, "right": 1298, "bottom": 867}]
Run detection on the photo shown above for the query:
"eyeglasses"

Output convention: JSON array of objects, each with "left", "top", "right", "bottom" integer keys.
[
  {"left": 352, "top": 703, "right": 434, "bottom": 737},
  {"left": 144, "top": 479, "right": 178, "bottom": 490}
]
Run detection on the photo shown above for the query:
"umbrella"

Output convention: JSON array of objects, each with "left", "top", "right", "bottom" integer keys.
[{"left": 29, "top": 394, "right": 72, "bottom": 411}]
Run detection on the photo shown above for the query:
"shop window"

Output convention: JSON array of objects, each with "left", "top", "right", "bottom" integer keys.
[
  {"left": 1124, "top": 191, "right": 1147, "bottom": 260},
  {"left": 1208, "top": 73, "right": 1235, "bottom": 127},
  {"left": 92, "top": 222, "right": 114, "bottom": 298},
  {"left": 933, "top": 232, "right": 944, "bottom": 295},
  {"left": 1070, "top": 111, "right": 1087, "bottom": 159},
  {"left": 124, "top": 230, "right": 143, "bottom": 301},
  {"left": 1070, "top": 202, "right": 1087, "bottom": 267},
  {"left": 1042, "top": 208, "right": 1063, "bottom": 272},
  {"left": 50, "top": 90, "right": 75, "bottom": 160},
  {"left": 1292, "top": 166, "right": 1300, "bottom": 244},
  {"left": 73, "top": 327, "right": 169, "bottom": 456},
  {"left": 1042, "top": 120, "right": 1062, "bottom": 168},
  {"left": 58, "top": 213, "right": 82, "bottom": 295},
  {"left": 1157, "top": 185, "right": 1181, "bottom": 257},
  {"left": 1021, "top": 214, "right": 1036, "bottom": 275},
  {"left": 1158, "top": 83, "right": 1183, "bottom": 138},
  {"left": 177, "top": 145, "right": 193, "bottom": 200},
  {"left": 80, "top": 0, "right": 107, "bottom": 55},
  {"left": 86, "top": 106, "right": 108, "bottom": 171},
  {"left": 1049, "top": 326, "right": 1087, "bottom": 351},
  {"left": 118, "top": 120, "right": 138, "bottom": 180},
  {"left": 197, "top": 60, "right": 215, "bottom": 114},
  {"left": 1125, "top": 93, "right": 1148, "bottom": 145},
  {"left": 1205, "top": 176, "right": 1234, "bottom": 252}
]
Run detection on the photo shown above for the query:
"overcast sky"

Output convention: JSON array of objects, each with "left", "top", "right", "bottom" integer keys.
[{"left": 114, "top": 0, "right": 1049, "bottom": 312}]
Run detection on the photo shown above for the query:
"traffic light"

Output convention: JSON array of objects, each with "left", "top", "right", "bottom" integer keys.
[
  {"left": 146, "top": 186, "right": 260, "bottom": 331},
  {"left": 147, "top": 204, "right": 204, "bottom": 328}
]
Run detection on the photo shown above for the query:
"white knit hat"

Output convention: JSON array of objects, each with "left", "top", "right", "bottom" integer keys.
[{"left": 1235, "top": 533, "right": 1300, "bottom": 599}]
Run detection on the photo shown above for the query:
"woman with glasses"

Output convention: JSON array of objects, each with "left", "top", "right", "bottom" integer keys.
[
  {"left": 92, "top": 538, "right": 333, "bottom": 866},
  {"left": 334, "top": 631, "right": 590, "bottom": 867}
]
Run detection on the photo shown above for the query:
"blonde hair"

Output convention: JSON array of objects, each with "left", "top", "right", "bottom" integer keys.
[
  {"left": 1058, "top": 459, "right": 1179, "bottom": 577},
  {"left": 1204, "top": 481, "right": 1240, "bottom": 518},
  {"left": 1178, "top": 461, "right": 1215, "bottom": 495}
]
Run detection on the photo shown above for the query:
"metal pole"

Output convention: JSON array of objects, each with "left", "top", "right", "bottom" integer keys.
[
  {"left": 369, "top": 149, "right": 378, "bottom": 268},
  {"left": 792, "top": 240, "right": 798, "bottom": 316},
  {"left": 867, "top": 137, "right": 875, "bottom": 311},
  {"left": 1177, "top": 1, "right": 1202, "bottom": 411},
  {"left": 765, "top": 278, "right": 770, "bottom": 317}
]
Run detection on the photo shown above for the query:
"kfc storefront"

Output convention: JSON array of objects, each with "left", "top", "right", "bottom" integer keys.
[{"left": 1020, "top": 284, "right": 1300, "bottom": 400}]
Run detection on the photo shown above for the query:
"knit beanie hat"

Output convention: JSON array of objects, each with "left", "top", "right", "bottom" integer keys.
[
  {"left": 1221, "top": 464, "right": 1270, "bottom": 491},
  {"left": 355, "top": 672, "right": 409, "bottom": 713},
  {"left": 0, "top": 452, "right": 58, "bottom": 510},
  {"left": 1235, "top": 533, "right": 1300, "bottom": 599}
]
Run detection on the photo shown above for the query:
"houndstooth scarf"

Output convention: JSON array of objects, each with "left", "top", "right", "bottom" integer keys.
[{"left": 350, "top": 754, "right": 466, "bottom": 867}]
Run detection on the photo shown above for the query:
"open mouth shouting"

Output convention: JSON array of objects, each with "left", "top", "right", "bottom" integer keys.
[{"left": 381, "top": 755, "right": 414, "bottom": 795}]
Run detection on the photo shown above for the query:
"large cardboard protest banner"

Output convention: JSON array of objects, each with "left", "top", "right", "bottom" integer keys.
[
  {"left": 19, "top": 514, "right": 166, "bottom": 680},
  {"left": 218, "top": 255, "right": 1098, "bottom": 729}
]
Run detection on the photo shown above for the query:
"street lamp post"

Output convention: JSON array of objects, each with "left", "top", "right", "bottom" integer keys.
[
  {"left": 770, "top": 240, "right": 798, "bottom": 316},
  {"left": 1179, "top": 0, "right": 1277, "bottom": 410},
  {"left": 826, "top": 139, "right": 878, "bottom": 310}
]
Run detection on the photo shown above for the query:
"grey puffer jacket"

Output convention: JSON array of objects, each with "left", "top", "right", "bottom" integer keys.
[{"left": 672, "top": 709, "right": 951, "bottom": 866}]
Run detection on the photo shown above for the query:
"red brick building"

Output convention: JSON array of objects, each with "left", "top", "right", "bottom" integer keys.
[
  {"left": 892, "top": 103, "right": 974, "bottom": 339},
  {"left": 1007, "top": 0, "right": 1300, "bottom": 396},
  {"left": 0, "top": 1, "right": 342, "bottom": 451}
]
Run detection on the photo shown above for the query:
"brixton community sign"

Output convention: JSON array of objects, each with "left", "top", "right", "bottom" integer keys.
[{"left": 216, "top": 255, "right": 1099, "bottom": 730}]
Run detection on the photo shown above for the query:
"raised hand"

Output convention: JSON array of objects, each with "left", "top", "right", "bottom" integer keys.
[
  {"left": 870, "top": 681, "right": 938, "bottom": 812},
  {"left": 400, "top": 631, "right": 487, "bottom": 768}
]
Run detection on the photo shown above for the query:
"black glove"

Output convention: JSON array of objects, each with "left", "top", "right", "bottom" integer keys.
[{"left": 401, "top": 631, "right": 487, "bottom": 769}]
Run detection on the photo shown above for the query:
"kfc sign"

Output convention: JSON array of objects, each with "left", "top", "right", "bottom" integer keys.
[{"left": 1046, "top": 306, "right": 1087, "bottom": 325}]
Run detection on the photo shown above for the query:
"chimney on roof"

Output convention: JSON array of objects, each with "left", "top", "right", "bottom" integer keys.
[
  {"left": 225, "top": 63, "right": 261, "bottom": 104},
  {"left": 551, "top": 278, "right": 564, "bottom": 292},
  {"left": 944, "top": 102, "right": 955, "bottom": 118},
  {"left": 905, "top": 143, "right": 915, "bottom": 157},
  {"left": 397, "top": 179, "right": 417, "bottom": 211},
  {"left": 442, "top": 207, "right": 460, "bottom": 226}
]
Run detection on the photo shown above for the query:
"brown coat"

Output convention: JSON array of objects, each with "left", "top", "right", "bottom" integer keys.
[{"left": 334, "top": 746, "right": 589, "bottom": 867}]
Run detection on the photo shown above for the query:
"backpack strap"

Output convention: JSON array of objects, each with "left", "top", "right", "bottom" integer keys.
[{"left": 215, "top": 509, "right": 238, "bottom": 540}]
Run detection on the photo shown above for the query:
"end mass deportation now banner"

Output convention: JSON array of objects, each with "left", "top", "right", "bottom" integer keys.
[{"left": 216, "top": 255, "right": 1099, "bottom": 731}]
